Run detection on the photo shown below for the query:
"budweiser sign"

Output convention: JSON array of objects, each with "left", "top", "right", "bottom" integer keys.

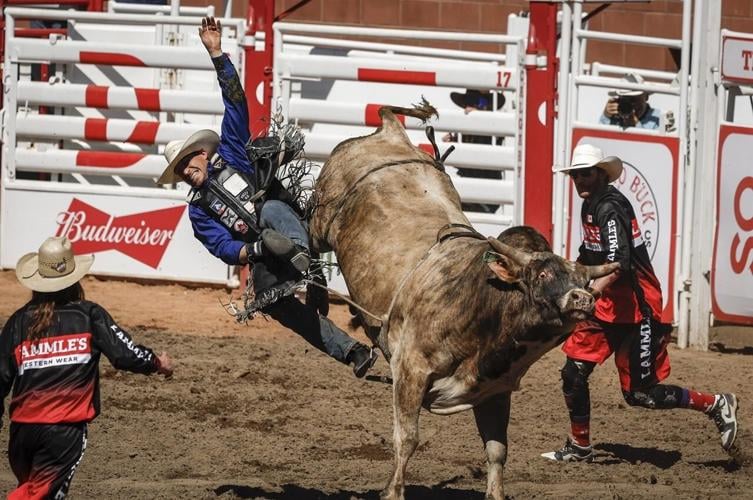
[{"left": 55, "top": 198, "right": 185, "bottom": 268}]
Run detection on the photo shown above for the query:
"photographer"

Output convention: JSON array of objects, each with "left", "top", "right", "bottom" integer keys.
[{"left": 599, "top": 74, "right": 661, "bottom": 130}]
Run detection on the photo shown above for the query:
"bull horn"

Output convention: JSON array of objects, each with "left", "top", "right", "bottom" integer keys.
[
  {"left": 486, "top": 236, "right": 532, "bottom": 267},
  {"left": 585, "top": 262, "right": 621, "bottom": 280}
]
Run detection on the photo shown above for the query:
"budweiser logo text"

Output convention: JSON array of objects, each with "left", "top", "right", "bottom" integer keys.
[{"left": 56, "top": 198, "right": 185, "bottom": 268}]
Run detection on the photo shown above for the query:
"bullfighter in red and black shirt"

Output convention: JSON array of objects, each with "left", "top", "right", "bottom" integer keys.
[
  {"left": 0, "top": 236, "right": 173, "bottom": 499},
  {"left": 542, "top": 144, "right": 739, "bottom": 463}
]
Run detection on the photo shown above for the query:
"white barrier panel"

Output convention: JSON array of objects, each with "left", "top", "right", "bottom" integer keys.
[
  {"left": 0, "top": 8, "right": 247, "bottom": 286},
  {"left": 17, "top": 81, "right": 223, "bottom": 114},
  {"left": 15, "top": 114, "right": 212, "bottom": 144},
  {"left": 711, "top": 124, "right": 753, "bottom": 324},
  {"left": 0, "top": 187, "right": 229, "bottom": 284},
  {"left": 278, "top": 53, "right": 517, "bottom": 91},
  {"left": 566, "top": 129, "right": 678, "bottom": 323},
  {"left": 303, "top": 133, "right": 515, "bottom": 171},
  {"left": 289, "top": 99, "right": 516, "bottom": 136},
  {"left": 11, "top": 37, "right": 214, "bottom": 70},
  {"left": 721, "top": 31, "right": 753, "bottom": 84}
]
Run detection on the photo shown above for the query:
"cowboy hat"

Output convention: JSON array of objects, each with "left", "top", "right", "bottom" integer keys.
[
  {"left": 156, "top": 129, "right": 220, "bottom": 185},
  {"left": 16, "top": 237, "right": 94, "bottom": 293},
  {"left": 555, "top": 143, "right": 623, "bottom": 183},
  {"left": 607, "top": 72, "right": 647, "bottom": 98},
  {"left": 450, "top": 89, "right": 505, "bottom": 110}
]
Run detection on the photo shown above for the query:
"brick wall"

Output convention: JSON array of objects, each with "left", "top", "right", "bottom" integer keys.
[{"left": 186, "top": 0, "right": 753, "bottom": 71}]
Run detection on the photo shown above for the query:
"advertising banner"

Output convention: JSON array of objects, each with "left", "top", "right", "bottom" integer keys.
[
  {"left": 721, "top": 33, "right": 753, "bottom": 85},
  {"left": 567, "top": 129, "right": 679, "bottom": 322},
  {"left": 712, "top": 125, "right": 753, "bottom": 324},
  {"left": 1, "top": 189, "right": 230, "bottom": 284}
]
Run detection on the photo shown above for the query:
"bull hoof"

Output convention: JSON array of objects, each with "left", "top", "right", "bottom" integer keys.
[{"left": 380, "top": 486, "right": 404, "bottom": 500}]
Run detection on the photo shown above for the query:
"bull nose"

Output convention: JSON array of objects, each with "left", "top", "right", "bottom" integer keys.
[{"left": 561, "top": 288, "right": 595, "bottom": 313}]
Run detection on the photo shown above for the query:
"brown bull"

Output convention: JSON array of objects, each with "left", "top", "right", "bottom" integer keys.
[{"left": 309, "top": 103, "right": 617, "bottom": 500}]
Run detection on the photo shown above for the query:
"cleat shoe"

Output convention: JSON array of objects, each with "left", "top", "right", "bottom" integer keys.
[
  {"left": 708, "top": 393, "right": 739, "bottom": 452},
  {"left": 260, "top": 229, "right": 311, "bottom": 273},
  {"left": 348, "top": 344, "right": 378, "bottom": 378},
  {"left": 541, "top": 438, "right": 594, "bottom": 462}
]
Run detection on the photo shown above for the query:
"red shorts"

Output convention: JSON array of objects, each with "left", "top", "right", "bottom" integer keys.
[{"left": 562, "top": 319, "right": 672, "bottom": 391}]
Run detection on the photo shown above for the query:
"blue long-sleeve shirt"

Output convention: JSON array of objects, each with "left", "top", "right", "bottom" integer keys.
[{"left": 188, "top": 54, "right": 254, "bottom": 265}]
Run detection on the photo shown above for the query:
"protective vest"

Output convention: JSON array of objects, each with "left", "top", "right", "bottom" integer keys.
[{"left": 188, "top": 164, "right": 263, "bottom": 243}]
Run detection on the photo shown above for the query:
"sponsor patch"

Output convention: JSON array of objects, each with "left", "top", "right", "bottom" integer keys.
[
  {"left": 220, "top": 208, "right": 238, "bottom": 227},
  {"left": 15, "top": 333, "right": 92, "bottom": 375},
  {"left": 222, "top": 173, "right": 248, "bottom": 196},
  {"left": 234, "top": 219, "right": 249, "bottom": 234},
  {"left": 210, "top": 199, "right": 226, "bottom": 215}
]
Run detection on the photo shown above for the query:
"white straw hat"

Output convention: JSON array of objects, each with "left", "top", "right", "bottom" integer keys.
[
  {"left": 16, "top": 237, "right": 94, "bottom": 293},
  {"left": 555, "top": 143, "right": 623, "bottom": 183},
  {"left": 607, "top": 72, "right": 647, "bottom": 97},
  {"left": 156, "top": 129, "right": 220, "bottom": 185}
]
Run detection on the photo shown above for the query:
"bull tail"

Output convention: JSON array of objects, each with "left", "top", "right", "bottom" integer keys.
[{"left": 379, "top": 97, "right": 438, "bottom": 126}]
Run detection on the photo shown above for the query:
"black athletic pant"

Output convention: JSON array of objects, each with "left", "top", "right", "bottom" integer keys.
[{"left": 8, "top": 422, "right": 87, "bottom": 500}]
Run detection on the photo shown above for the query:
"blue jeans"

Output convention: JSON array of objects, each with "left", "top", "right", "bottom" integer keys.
[
  {"left": 259, "top": 200, "right": 309, "bottom": 250},
  {"left": 253, "top": 200, "right": 358, "bottom": 364}
]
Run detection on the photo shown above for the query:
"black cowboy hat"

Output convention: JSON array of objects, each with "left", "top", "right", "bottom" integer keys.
[{"left": 450, "top": 89, "right": 505, "bottom": 110}]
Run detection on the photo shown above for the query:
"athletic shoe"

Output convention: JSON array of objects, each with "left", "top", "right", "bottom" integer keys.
[
  {"left": 261, "top": 229, "right": 311, "bottom": 273},
  {"left": 708, "top": 393, "right": 739, "bottom": 452},
  {"left": 541, "top": 438, "right": 594, "bottom": 462},
  {"left": 348, "top": 344, "right": 378, "bottom": 378}
]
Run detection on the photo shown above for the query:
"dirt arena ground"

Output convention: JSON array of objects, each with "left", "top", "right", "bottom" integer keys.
[{"left": 0, "top": 270, "right": 751, "bottom": 499}]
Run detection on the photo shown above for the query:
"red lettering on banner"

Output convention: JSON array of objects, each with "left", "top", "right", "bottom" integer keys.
[
  {"left": 85, "top": 86, "right": 109, "bottom": 108},
  {"left": 76, "top": 151, "right": 146, "bottom": 168},
  {"left": 84, "top": 118, "right": 108, "bottom": 141},
  {"left": 55, "top": 198, "right": 185, "bottom": 269},
  {"left": 496, "top": 70, "right": 512, "bottom": 88},
  {"left": 364, "top": 104, "right": 406, "bottom": 127},
  {"left": 127, "top": 122, "right": 160, "bottom": 144},
  {"left": 730, "top": 176, "right": 753, "bottom": 274},
  {"left": 358, "top": 68, "right": 436, "bottom": 86},
  {"left": 135, "top": 89, "right": 161, "bottom": 111},
  {"left": 743, "top": 50, "right": 753, "bottom": 71},
  {"left": 79, "top": 52, "right": 146, "bottom": 67}
]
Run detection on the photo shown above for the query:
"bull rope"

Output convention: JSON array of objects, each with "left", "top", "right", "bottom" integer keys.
[{"left": 314, "top": 157, "right": 443, "bottom": 246}]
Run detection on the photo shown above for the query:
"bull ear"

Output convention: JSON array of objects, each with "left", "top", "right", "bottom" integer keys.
[{"left": 485, "top": 252, "right": 521, "bottom": 283}]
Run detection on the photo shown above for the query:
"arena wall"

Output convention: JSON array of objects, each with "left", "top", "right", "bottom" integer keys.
[{"left": 183, "top": 0, "right": 753, "bottom": 72}]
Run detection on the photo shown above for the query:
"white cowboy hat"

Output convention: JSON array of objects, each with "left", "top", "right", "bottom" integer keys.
[
  {"left": 607, "top": 72, "right": 647, "bottom": 97},
  {"left": 156, "top": 129, "right": 220, "bottom": 185},
  {"left": 555, "top": 143, "right": 623, "bottom": 183},
  {"left": 16, "top": 237, "right": 94, "bottom": 293}
]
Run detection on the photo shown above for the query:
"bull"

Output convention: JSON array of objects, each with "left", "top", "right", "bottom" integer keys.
[{"left": 308, "top": 103, "right": 618, "bottom": 500}]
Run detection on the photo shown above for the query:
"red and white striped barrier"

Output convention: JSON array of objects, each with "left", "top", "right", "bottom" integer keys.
[
  {"left": 289, "top": 99, "right": 515, "bottom": 137},
  {"left": 11, "top": 38, "right": 213, "bottom": 70},
  {"left": 15, "top": 149, "right": 164, "bottom": 178},
  {"left": 17, "top": 81, "right": 223, "bottom": 114},
  {"left": 279, "top": 53, "right": 517, "bottom": 91},
  {"left": 15, "top": 114, "right": 212, "bottom": 144}
]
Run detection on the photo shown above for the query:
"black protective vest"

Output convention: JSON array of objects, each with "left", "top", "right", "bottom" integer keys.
[{"left": 188, "top": 165, "right": 263, "bottom": 243}]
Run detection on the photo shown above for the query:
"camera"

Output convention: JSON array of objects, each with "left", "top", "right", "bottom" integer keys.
[{"left": 617, "top": 97, "right": 634, "bottom": 117}]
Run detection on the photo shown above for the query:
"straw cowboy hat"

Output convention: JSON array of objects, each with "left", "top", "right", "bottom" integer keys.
[
  {"left": 450, "top": 89, "right": 505, "bottom": 110},
  {"left": 608, "top": 72, "right": 647, "bottom": 98},
  {"left": 555, "top": 143, "right": 623, "bottom": 183},
  {"left": 16, "top": 237, "right": 94, "bottom": 293},
  {"left": 157, "top": 129, "right": 220, "bottom": 185}
]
